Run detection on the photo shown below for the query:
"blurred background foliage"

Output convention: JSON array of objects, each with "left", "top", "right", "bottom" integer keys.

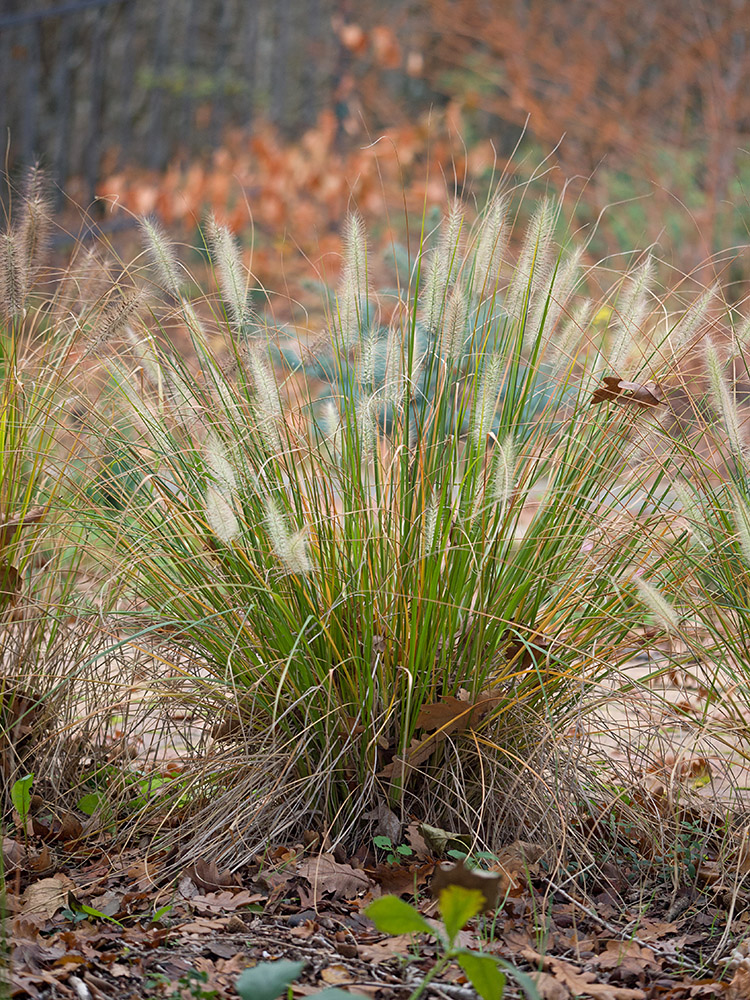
[{"left": 3, "top": 0, "right": 750, "bottom": 286}]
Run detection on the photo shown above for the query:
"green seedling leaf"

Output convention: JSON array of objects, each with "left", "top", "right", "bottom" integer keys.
[
  {"left": 236, "top": 959, "right": 305, "bottom": 1000},
  {"left": 152, "top": 902, "right": 173, "bottom": 922},
  {"left": 456, "top": 951, "right": 506, "bottom": 1000},
  {"left": 79, "top": 904, "right": 123, "bottom": 927},
  {"left": 11, "top": 773, "right": 34, "bottom": 824},
  {"left": 438, "top": 884, "right": 485, "bottom": 944},
  {"left": 76, "top": 792, "right": 103, "bottom": 816},
  {"left": 373, "top": 835, "right": 393, "bottom": 850},
  {"left": 316, "top": 991, "right": 371, "bottom": 1000},
  {"left": 366, "top": 895, "right": 434, "bottom": 937}
]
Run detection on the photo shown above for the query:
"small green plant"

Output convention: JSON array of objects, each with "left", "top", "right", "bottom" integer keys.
[
  {"left": 234, "top": 885, "right": 540, "bottom": 1000},
  {"left": 10, "top": 772, "right": 33, "bottom": 833},
  {"left": 373, "top": 834, "right": 414, "bottom": 865}
]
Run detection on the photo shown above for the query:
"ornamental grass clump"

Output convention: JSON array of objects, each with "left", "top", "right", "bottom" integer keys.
[{"left": 75, "top": 189, "right": 750, "bottom": 862}]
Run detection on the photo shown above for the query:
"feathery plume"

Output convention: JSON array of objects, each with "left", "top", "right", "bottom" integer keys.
[
  {"left": 670, "top": 282, "right": 717, "bottom": 354},
  {"left": 420, "top": 247, "right": 445, "bottom": 335},
  {"left": 337, "top": 212, "right": 369, "bottom": 346},
  {"left": 264, "top": 496, "right": 311, "bottom": 574},
  {"left": 422, "top": 501, "right": 439, "bottom": 555},
  {"left": 0, "top": 231, "right": 26, "bottom": 320},
  {"left": 491, "top": 434, "right": 517, "bottom": 506},
  {"left": 732, "top": 312, "right": 750, "bottom": 356},
  {"left": 355, "top": 393, "right": 376, "bottom": 457},
  {"left": 706, "top": 338, "right": 744, "bottom": 457},
  {"left": 732, "top": 495, "right": 750, "bottom": 568},
  {"left": 504, "top": 198, "right": 557, "bottom": 321},
  {"left": 205, "top": 434, "right": 239, "bottom": 496},
  {"left": 608, "top": 256, "right": 654, "bottom": 372},
  {"left": 86, "top": 288, "right": 142, "bottom": 355},
  {"left": 205, "top": 486, "right": 240, "bottom": 544},
  {"left": 206, "top": 214, "right": 250, "bottom": 335},
  {"left": 532, "top": 245, "right": 584, "bottom": 351},
  {"left": 473, "top": 195, "right": 510, "bottom": 294},
  {"left": 140, "top": 217, "right": 183, "bottom": 298},
  {"left": 472, "top": 354, "right": 503, "bottom": 445},
  {"left": 356, "top": 330, "right": 378, "bottom": 388},
  {"left": 634, "top": 576, "right": 681, "bottom": 633},
  {"left": 204, "top": 435, "right": 240, "bottom": 544},
  {"left": 440, "top": 284, "right": 467, "bottom": 361},
  {"left": 15, "top": 166, "right": 51, "bottom": 298}
]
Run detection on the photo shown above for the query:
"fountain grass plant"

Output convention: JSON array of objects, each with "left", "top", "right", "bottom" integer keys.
[
  {"left": 70, "top": 187, "right": 722, "bottom": 862},
  {"left": 7, "top": 161, "right": 750, "bottom": 882}
]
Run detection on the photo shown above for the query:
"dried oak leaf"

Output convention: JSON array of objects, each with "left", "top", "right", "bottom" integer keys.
[
  {"left": 590, "top": 377, "right": 664, "bottom": 408},
  {"left": 431, "top": 859, "right": 501, "bottom": 911},
  {"left": 182, "top": 859, "right": 241, "bottom": 892},
  {"left": 522, "top": 947, "right": 646, "bottom": 999},
  {"left": 379, "top": 695, "right": 500, "bottom": 779},
  {"left": 0, "top": 506, "right": 45, "bottom": 549},
  {"left": 22, "top": 875, "right": 75, "bottom": 920},
  {"left": 296, "top": 852, "right": 372, "bottom": 905}
]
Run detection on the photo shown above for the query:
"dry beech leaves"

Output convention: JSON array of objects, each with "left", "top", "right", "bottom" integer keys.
[
  {"left": 590, "top": 377, "right": 664, "bottom": 409},
  {"left": 296, "top": 852, "right": 372, "bottom": 907},
  {"left": 379, "top": 693, "right": 499, "bottom": 779},
  {"left": 22, "top": 875, "right": 75, "bottom": 919},
  {"left": 522, "top": 947, "right": 648, "bottom": 1000},
  {"left": 182, "top": 859, "right": 242, "bottom": 893}
]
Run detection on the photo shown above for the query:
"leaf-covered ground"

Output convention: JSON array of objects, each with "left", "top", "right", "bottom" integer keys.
[{"left": 6, "top": 822, "right": 750, "bottom": 1000}]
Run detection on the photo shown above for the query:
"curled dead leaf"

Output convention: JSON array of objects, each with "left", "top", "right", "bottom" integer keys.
[
  {"left": 590, "top": 377, "right": 664, "bottom": 409},
  {"left": 431, "top": 859, "right": 501, "bottom": 911},
  {"left": 182, "top": 859, "right": 241, "bottom": 892},
  {"left": 22, "top": 874, "right": 75, "bottom": 919},
  {"left": 296, "top": 852, "right": 372, "bottom": 905},
  {"left": 0, "top": 506, "right": 45, "bottom": 549}
]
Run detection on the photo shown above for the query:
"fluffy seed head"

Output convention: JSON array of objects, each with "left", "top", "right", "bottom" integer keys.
[
  {"left": 473, "top": 195, "right": 510, "bottom": 294},
  {"left": 141, "top": 217, "right": 183, "bottom": 298},
  {"left": 86, "top": 288, "right": 142, "bottom": 355},
  {"left": 472, "top": 354, "right": 504, "bottom": 445},
  {"left": 608, "top": 256, "right": 654, "bottom": 372},
  {"left": 0, "top": 231, "right": 26, "bottom": 319},
  {"left": 733, "top": 495, "right": 750, "bottom": 567},
  {"left": 670, "top": 282, "right": 718, "bottom": 354},
  {"left": 491, "top": 434, "right": 517, "bottom": 506},
  {"left": 440, "top": 285, "right": 467, "bottom": 361},
  {"left": 706, "top": 338, "right": 744, "bottom": 457},
  {"left": 338, "top": 212, "right": 369, "bottom": 346},
  {"left": 205, "top": 486, "right": 240, "bottom": 544},
  {"left": 634, "top": 576, "right": 680, "bottom": 633},
  {"left": 264, "top": 496, "right": 311, "bottom": 575},
  {"left": 504, "top": 198, "right": 557, "bottom": 321},
  {"left": 206, "top": 214, "right": 250, "bottom": 335},
  {"left": 532, "top": 245, "right": 584, "bottom": 351}
]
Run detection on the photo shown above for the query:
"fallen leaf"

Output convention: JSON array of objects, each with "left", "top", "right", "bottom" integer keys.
[
  {"left": 183, "top": 859, "right": 241, "bottom": 892},
  {"left": 594, "top": 939, "right": 658, "bottom": 974},
  {"left": 728, "top": 962, "right": 750, "bottom": 1000},
  {"left": 431, "top": 860, "right": 501, "bottom": 911},
  {"left": 22, "top": 875, "right": 75, "bottom": 919},
  {"left": 320, "top": 965, "right": 355, "bottom": 985},
  {"left": 32, "top": 812, "right": 83, "bottom": 842},
  {"left": 0, "top": 506, "right": 45, "bottom": 548},
  {"left": 380, "top": 696, "right": 500, "bottom": 778},
  {"left": 358, "top": 934, "right": 421, "bottom": 963},
  {"left": 590, "top": 377, "right": 664, "bottom": 408},
  {"left": 296, "top": 853, "right": 372, "bottom": 906},
  {"left": 417, "top": 822, "right": 471, "bottom": 856},
  {"left": 522, "top": 947, "right": 646, "bottom": 999}
]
